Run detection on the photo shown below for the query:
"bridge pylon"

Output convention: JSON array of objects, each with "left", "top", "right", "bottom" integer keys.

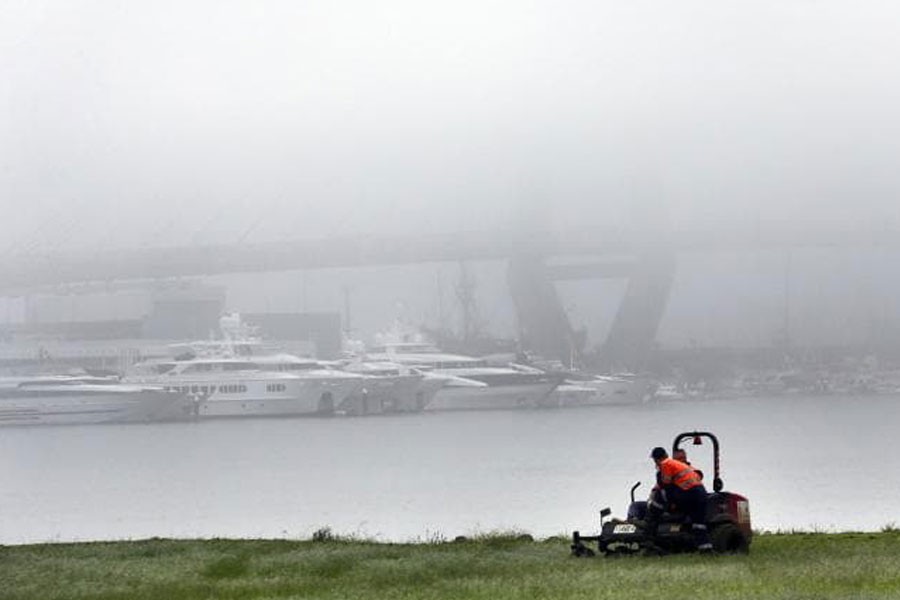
[
  {"left": 507, "top": 255, "right": 578, "bottom": 364},
  {"left": 599, "top": 251, "right": 676, "bottom": 372}
]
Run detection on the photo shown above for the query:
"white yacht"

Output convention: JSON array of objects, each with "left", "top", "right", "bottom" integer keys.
[
  {"left": 195, "top": 331, "right": 445, "bottom": 417},
  {"left": 127, "top": 351, "right": 364, "bottom": 418},
  {"left": 548, "top": 372, "right": 658, "bottom": 407},
  {"left": 366, "top": 342, "right": 560, "bottom": 411},
  {"left": 0, "top": 375, "right": 193, "bottom": 426},
  {"left": 235, "top": 351, "right": 370, "bottom": 414},
  {"left": 219, "top": 348, "right": 443, "bottom": 417},
  {"left": 126, "top": 311, "right": 362, "bottom": 418}
]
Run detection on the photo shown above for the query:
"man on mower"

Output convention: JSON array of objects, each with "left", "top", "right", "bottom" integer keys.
[
  {"left": 646, "top": 447, "right": 713, "bottom": 553},
  {"left": 673, "top": 448, "right": 704, "bottom": 481}
]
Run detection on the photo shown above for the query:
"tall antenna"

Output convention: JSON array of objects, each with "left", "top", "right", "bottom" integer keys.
[{"left": 342, "top": 284, "right": 352, "bottom": 336}]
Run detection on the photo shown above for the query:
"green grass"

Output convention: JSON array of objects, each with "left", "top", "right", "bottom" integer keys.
[{"left": 1, "top": 531, "right": 899, "bottom": 600}]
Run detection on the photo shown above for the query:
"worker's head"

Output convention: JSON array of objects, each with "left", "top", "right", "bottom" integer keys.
[
  {"left": 673, "top": 448, "right": 688, "bottom": 462},
  {"left": 650, "top": 447, "right": 668, "bottom": 464}
]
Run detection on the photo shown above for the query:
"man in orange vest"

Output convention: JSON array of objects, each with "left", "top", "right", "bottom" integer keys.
[
  {"left": 646, "top": 446, "right": 713, "bottom": 552},
  {"left": 673, "top": 448, "right": 704, "bottom": 481}
]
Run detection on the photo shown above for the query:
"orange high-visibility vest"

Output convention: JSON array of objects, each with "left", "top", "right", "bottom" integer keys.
[{"left": 658, "top": 458, "right": 703, "bottom": 490}]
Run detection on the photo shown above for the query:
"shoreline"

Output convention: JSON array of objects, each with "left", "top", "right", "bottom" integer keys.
[
  {"left": 2, "top": 525, "right": 899, "bottom": 548},
  {"left": 4, "top": 522, "right": 899, "bottom": 549}
]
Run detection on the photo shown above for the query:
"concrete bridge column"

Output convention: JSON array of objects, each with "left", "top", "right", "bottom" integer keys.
[
  {"left": 600, "top": 252, "right": 676, "bottom": 372},
  {"left": 507, "top": 256, "right": 577, "bottom": 364}
]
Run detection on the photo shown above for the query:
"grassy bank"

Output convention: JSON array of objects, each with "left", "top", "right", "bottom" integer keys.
[{"left": 2, "top": 531, "right": 899, "bottom": 600}]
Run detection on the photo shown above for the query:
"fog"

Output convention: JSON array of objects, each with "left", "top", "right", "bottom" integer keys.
[
  {"left": 3, "top": 2, "right": 900, "bottom": 347},
  {"left": 4, "top": 1, "right": 900, "bottom": 254},
  {"left": 6, "top": 3, "right": 900, "bottom": 549}
]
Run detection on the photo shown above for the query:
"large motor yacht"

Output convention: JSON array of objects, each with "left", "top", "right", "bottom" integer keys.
[
  {"left": 126, "top": 349, "right": 364, "bottom": 418},
  {"left": 0, "top": 375, "right": 193, "bottom": 426},
  {"left": 133, "top": 313, "right": 368, "bottom": 417},
  {"left": 215, "top": 348, "right": 444, "bottom": 417},
  {"left": 192, "top": 330, "right": 445, "bottom": 417},
  {"left": 366, "top": 342, "right": 560, "bottom": 411}
]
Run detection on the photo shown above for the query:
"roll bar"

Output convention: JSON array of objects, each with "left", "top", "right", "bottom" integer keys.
[{"left": 672, "top": 431, "right": 723, "bottom": 492}]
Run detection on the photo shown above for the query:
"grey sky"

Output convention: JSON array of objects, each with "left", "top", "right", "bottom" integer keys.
[
  {"left": 3, "top": 0, "right": 900, "bottom": 256},
  {"left": 4, "top": 1, "right": 900, "bottom": 348}
]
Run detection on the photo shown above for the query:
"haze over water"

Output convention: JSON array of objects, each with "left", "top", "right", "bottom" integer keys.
[{"left": 1, "top": 393, "right": 896, "bottom": 545}]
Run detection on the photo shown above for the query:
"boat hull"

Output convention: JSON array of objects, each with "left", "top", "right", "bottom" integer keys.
[
  {"left": 339, "top": 374, "right": 416, "bottom": 416},
  {"left": 548, "top": 377, "right": 656, "bottom": 407},
  {"left": 425, "top": 381, "right": 557, "bottom": 411},
  {"left": 187, "top": 378, "right": 354, "bottom": 418},
  {"left": 0, "top": 387, "right": 193, "bottom": 426}
]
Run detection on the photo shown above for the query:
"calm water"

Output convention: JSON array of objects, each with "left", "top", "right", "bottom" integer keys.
[{"left": 1, "top": 394, "right": 898, "bottom": 545}]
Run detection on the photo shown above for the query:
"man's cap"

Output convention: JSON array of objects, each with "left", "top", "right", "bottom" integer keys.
[{"left": 650, "top": 447, "right": 668, "bottom": 460}]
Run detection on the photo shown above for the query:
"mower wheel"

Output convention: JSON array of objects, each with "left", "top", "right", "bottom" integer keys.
[
  {"left": 710, "top": 523, "right": 749, "bottom": 554},
  {"left": 571, "top": 543, "right": 595, "bottom": 558}
]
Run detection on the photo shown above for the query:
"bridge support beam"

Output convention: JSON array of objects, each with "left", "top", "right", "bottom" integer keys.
[
  {"left": 507, "top": 256, "right": 578, "bottom": 364},
  {"left": 600, "top": 252, "right": 676, "bottom": 372}
]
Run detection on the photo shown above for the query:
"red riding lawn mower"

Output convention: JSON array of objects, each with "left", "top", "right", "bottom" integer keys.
[{"left": 571, "top": 431, "right": 752, "bottom": 556}]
